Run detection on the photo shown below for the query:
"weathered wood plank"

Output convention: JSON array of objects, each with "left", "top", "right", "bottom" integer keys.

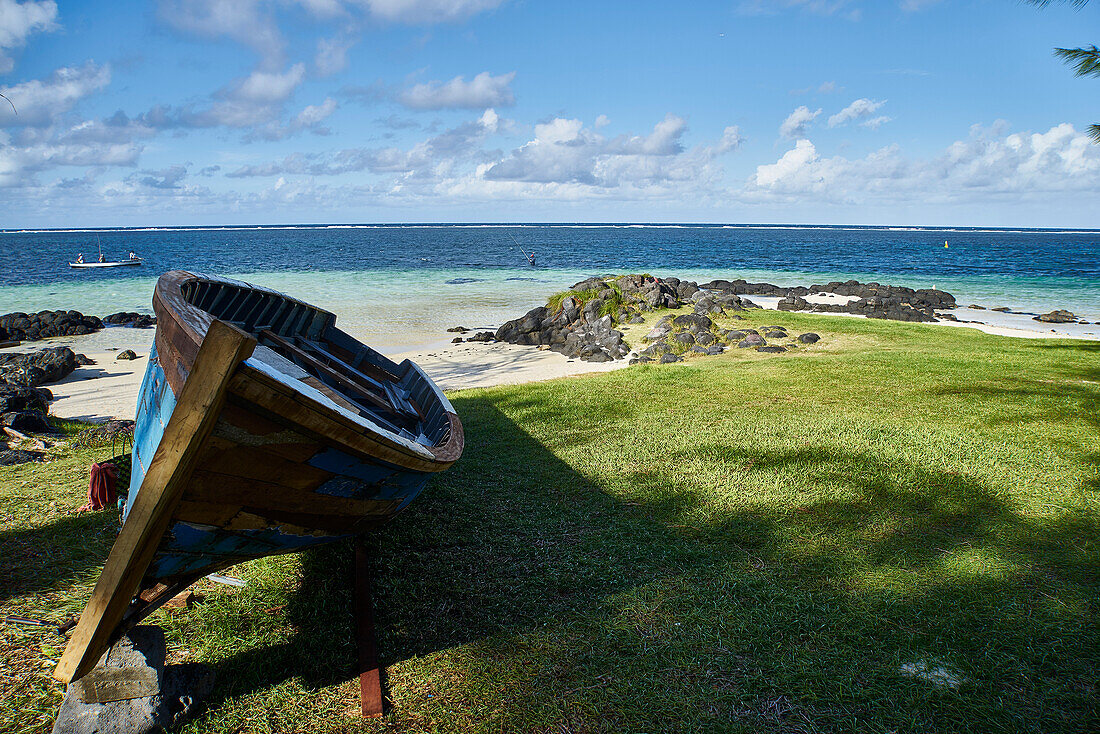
[
  {"left": 54, "top": 320, "right": 256, "bottom": 684},
  {"left": 187, "top": 469, "right": 401, "bottom": 516},
  {"left": 194, "top": 440, "right": 331, "bottom": 490},
  {"left": 355, "top": 539, "right": 384, "bottom": 718}
]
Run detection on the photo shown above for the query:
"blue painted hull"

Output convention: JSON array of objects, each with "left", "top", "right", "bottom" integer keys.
[{"left": 127, "top": 345, "right": 435, "bottom": 582}]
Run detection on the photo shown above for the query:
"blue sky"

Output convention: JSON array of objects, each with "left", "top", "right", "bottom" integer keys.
[{"left": 1, "top": 0, "right": 1098, "bottom": 227}]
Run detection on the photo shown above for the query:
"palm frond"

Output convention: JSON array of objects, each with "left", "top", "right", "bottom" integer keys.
[
  {"left": 1088, "top": 124, "right": 1100, "bottom": 144},
  {"left": 1054, "top": 45, "right": 1100, "bottom": 77},
  {"left": 1024, "top": 0, "right": 1091, "bottom": 7}
]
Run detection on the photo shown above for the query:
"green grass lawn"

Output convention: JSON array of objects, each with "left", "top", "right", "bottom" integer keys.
[{"left": 2, "top": 311, "right": 1097, "bottom": 733}]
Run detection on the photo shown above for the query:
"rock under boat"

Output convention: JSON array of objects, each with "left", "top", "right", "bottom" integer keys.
[{"left": 55, "top": 270, "right": 463, "bottom": 683}]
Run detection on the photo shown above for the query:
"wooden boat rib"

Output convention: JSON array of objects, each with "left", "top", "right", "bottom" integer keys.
[{"left": 55, "top": 271, "right": 462, "bottom": 683}]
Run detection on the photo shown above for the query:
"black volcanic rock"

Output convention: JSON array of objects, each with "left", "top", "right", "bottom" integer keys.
[
  {"left": 0, "top": 347, "right": 79, "bottom": 387},
  {"left": 0, "top": 310, "right": 102, "bottom": 341},
  {"left": 1034, "top": 310, "right": 1077, "bottom": 323},
  {"left": 104, "top": 312, "right": 156, "bottom": 328},
  {"left": 0, "top": 384, "right": 50, "bottom": 414}
]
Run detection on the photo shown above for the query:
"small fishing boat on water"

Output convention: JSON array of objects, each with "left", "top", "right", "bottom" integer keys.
[
  {"left": 55, "top": 270, "right": 463, "bottom": 683},
  {"left": 70, "top": 239, "right": 143, "bottom": 268},
  {"left": 69, "top": 258, "right": 143, "bottom": 268}
]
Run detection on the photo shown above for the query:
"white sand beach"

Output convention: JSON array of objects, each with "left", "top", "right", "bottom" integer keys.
[{"left": 2, "top": 297, "right": 1096, "bottom": 424}]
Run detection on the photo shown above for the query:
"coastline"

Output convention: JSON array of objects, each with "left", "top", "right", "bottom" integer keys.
[{"left": 4, "top": 280, "right": 1096, "bottom": 424}]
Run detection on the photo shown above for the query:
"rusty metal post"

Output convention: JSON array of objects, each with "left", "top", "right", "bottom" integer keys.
[{"left": 354, "top": 537, "right": 384, "bottom": 718}]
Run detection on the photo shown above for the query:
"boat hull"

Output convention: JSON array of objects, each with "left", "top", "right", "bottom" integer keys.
[
  {"left": 69, "top": 260, "right": 142, "bottom": 268},
  {"left": 55, "top": 271, "right": 462, "bottom": 683},
  {"left": 126, "top": 274, "right": 459, "bottom": 586},
  {"left": 128, "top": 342, "right": 433, "bottom": 582}
]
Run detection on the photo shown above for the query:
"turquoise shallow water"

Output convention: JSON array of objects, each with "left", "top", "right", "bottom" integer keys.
[
  {"left": 0, "top": 266, "right": 1096, "bottom": 351},
  {"left": 0, "top": 224, "right": 1096, "bottom": 349}
]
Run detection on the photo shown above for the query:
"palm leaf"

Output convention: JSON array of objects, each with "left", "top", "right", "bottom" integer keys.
[{"left": 1054, "top": 45, "right": 1100, "bottom": 77}]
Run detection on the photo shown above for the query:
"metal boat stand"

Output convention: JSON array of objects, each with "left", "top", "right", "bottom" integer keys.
[{"left": 354, "top": 537, "right": 384, "bottom": 718}]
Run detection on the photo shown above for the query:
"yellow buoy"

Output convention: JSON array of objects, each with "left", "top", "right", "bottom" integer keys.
[{"left": 944, "top": 240, "right": 949, "bottom": 248}]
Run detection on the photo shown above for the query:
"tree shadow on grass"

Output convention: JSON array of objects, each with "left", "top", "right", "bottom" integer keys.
[
  {"left": 190, "top": 391, "right": 1100, "bottom": 732},
  {"left": 0, "top": 510, "right": 116, "bottom": 605},
  {"left": 196, "top": 394, "right": 682, "bottom": 708}
]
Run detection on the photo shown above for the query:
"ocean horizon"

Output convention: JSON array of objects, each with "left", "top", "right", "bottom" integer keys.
[{"left": 2, "top": 223, "right": 1097, "bottom": 351}]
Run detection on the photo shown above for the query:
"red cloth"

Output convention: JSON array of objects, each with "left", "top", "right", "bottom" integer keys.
[{"left": 79, "top": 462, "right": 119, "bottom": 512}]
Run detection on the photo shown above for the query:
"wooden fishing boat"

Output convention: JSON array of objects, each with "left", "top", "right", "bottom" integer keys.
[
  {"left": 55, "top": 271, "right": 463, "bottom": 683},
  {"left": 69, "top": 258, "right": 143, "bottom": 268}
]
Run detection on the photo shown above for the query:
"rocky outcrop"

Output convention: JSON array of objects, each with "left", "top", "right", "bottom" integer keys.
[
  {"left": 104, "top": 312, "right": 156, "bottom": 328},
  {"left": 708, "top": 278, "right": 954, "bottom": 323},
  {"left": 2, "top": 410, "right": 51, "bottom": 432},
  {"left": 0, "top": 347, "right": 80, "bottom": 387},
  {"left": 496, "top": 273, "right": 835, "bottom": 363},
  {"left": 699, "top": 279, "right": 809, "bottom": 298},
  {"left": 465, "top": 331, "right": 495, "bottom": 342},
  {"left": 495, "top": 303, "right": 630, "bottom": 362},
  {"left": 0, "top": 384, "right": 51, "bottom": 414},
  {"left": 1034, "top": 310, "right": 1077, "bottom": 323},
  {"left": 811, "top": 280, "right": 955, "bottom": 310},
  {"left": 0, "top": 310, "right": 102, "bottom": 341}
]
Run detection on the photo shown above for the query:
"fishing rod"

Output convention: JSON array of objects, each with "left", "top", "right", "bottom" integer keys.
[{"left": 509, "top": 233, "right": 535, "bottom": 265}]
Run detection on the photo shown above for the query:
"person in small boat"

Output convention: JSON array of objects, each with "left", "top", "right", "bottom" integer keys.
[
  {"left": 98, "top": 253, "right": 105, "bottom": 263},
  {"left": 76, "top": 253, "right": 84, "bottom": 263},
  {"left": 128, "top": 251, "right": 137, "bottom": 260}
]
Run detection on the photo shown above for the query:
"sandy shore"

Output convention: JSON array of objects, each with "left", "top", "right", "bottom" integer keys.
[
  {"left": 0, "top": 326, "right": 628, "bottom": 423},
  {"left": 2, "top": 298, "right": 1095, "bottom": 423}
]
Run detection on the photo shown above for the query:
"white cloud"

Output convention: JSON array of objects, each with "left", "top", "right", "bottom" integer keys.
[
  {"left": 0, "top": 0, "right": 57, "bottom": 73},
  {"left": 399, "top": 71, "right": 515, "bottom": 110},
  {"left": 220, "top": 112, "right": 743, "bottom": 210},
  {"left": 779, "top": 105, "right": 820, "bottom": 139},
  {"left": 359, "top": 0, "right": 506, "bottom": 24},
  {"left": 160, "top": 0, "right": 285, "bottom": 66},
  {"left": 0, "top": 136, "right": 143, "bottom": 187},
  {"left": 861, "top": 115, "right": 891, "bottom": 130},
  {"left": 594, "top": 114, "right": 610, "bottom": 128},
  {"left": 232, "top": 64, "right": 305, "bottom": 103},
  {"left": 226, "top": 109, "right": 501, "bottom": 178},
  {"left": 478, "top": 106, "right": 498, "bottom": 132},
  {"left": 482, "top": 114, "right": 733, "bottom": 190},
  {"left": 828, "top": 97, "right": 885, "bottom": 127},
  {"left": 128, "top": 164, "right": 189, "bottom": 189},
  {"left": 749, "top": 123, "right": 1100, "bottom": 202},
  {"left": 754, "top": 138, "right": 819, "bottom": 188},
  {"left": 134, "top": 64, "right": 310, "bottom": 135},
  {"left": 0, "top": 62, "right": 110, "bottom": 126},
  {"left": 295, "top": 97, "right": 337, "bottom": 128},
  {"left": 315, "top": 36, "right": 353, "bottom": 76},
  {"left": 711, "top": 125, "right": 746, "bottom": 155}
]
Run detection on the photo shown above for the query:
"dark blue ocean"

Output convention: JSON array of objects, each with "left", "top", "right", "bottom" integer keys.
[{"left": 1, "top": 224, "right": 1097, "bottom": 348}]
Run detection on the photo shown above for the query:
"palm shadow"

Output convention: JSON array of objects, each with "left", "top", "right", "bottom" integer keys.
[
  {"left": 195, "top": 385, "right": 1099, "bottom": 731},
  {"left": 0, "top": 510, "right": 117, "bottom": 605},
  {"left": 199, "top": 394, "right": 682, "bottom": 703}
]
